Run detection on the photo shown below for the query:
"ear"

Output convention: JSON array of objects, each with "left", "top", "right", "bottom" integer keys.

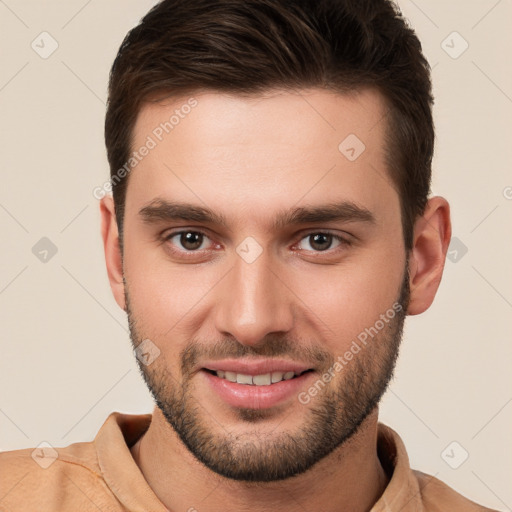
[
  {"left": 407, "top": 196, "right": 452, "bottom": 315},
  {"left": 100, "top": 195, "right": 126, "bottom": 311}
]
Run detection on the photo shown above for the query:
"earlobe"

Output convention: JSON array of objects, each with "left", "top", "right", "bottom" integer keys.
[
  {"left": 99, "top": 195, "right": 126, "bottom": 311},
  {"left": 407, "top": 196, "right": 452, "bottom": 316}
]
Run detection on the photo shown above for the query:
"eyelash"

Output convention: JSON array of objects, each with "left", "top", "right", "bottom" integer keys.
[{"left": 161, "top": 229, "right": 352, "bottom": 258}]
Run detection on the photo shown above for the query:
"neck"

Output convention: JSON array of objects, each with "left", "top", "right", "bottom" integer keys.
[{"left": 131, "top": 407, "right": 388, "bottom": 512}]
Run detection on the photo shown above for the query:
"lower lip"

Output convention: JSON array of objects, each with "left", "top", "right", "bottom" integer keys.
[{"left": 201, "top": 370, "right": 314, "bottom": 409}]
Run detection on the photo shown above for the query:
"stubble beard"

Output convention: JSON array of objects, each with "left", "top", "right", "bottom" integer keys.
[{"left": 126, "top": 268, "right": 410, "bottom": 482}]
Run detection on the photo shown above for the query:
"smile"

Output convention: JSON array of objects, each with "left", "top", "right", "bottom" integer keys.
[{"left": 205, "top": 369, "right": 311, "bottom": 386}]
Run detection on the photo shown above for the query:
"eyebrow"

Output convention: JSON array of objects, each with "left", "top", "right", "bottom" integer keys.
[
  {"left": 139, "top": 200, "right": 228, "bottom": 227},
  {"left": 272, "top": 202, "right": 375, "bottom": 229},
  {"left": 138, "top": 199, "right": 375, "bottom": 229}
]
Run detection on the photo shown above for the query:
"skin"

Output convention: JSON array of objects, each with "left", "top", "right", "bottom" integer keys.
[{"left": 100, "top": 88, "right": 451, "bottom": 511}]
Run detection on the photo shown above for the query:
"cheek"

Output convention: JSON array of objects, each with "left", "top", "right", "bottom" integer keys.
[
  {"left": 288, "top": 248, "right": 405, "bottom": 353},
  {"left": 123, "top": 244, "right": 219, "bottom": 338}
]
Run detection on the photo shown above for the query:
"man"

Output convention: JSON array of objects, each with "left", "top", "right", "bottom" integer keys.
[{"left": 0, "top": 0, "right": 498, "bottom": 510}]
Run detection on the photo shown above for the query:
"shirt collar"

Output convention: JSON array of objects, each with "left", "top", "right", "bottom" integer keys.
[
  {"left": 371, "top": 422, "right": 424, "bottom": 511},
  {"left": 95, "top": 412, "right": 423, "bottom": 512},
  {"left": 96, "top": 412, "right": 170, "bottom": 512}
]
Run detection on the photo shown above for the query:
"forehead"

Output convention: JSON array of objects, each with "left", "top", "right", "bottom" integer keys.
[{"left": 126, "top": 88, "right": 397, "bottom": 229}]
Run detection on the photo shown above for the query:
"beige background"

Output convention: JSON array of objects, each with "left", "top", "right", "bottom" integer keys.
[{"left": 0, "top": 1, "right": 511, "bottom": 510}]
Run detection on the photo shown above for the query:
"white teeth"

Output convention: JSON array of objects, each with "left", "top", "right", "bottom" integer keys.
[
  {"left": 225, "top": 371, "right": 237, "bottom": 383},
  {"left": 253, "top": 373, "right": 271, "bottom": 386},
  {"left": 236, "top": 373, "right": 253, "bottom": 385},
  {"left": 214, "top": 370, "right": 300, "bottom": 385},
  {"left": 271, "top": 371, "right": 284, "bottom": 383}
]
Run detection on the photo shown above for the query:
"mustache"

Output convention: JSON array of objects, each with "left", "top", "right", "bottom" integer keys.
[{"left": 180, "top": 336, "right": 334, "bottom": 375}]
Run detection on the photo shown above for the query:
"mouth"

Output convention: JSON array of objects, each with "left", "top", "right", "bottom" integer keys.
[
  {"left": 203, "top": 368, "right": 313, "bottom": 386},
  {"left": 199, "top": 359, "right": 316, "bottom": 409}
]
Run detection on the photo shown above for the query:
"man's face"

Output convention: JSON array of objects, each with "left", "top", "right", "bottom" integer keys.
[{"left": 122, "top": 88, "right": 409, "bottom": 481}]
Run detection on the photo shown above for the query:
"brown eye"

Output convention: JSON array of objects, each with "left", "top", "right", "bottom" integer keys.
[
  {"left": 166, "top": 231, "right": 208, "bottom": 251},
  {"left": 181, "top": 232, "right": 203, "bottom": 250},
  {"left": 308, "top": 233, "right": 333, "bottom": 251},
  {"left": 296, "top": 232, "right": 349, "bottom": 253}
]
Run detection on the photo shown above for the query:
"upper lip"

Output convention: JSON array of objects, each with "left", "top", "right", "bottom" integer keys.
[{"left": 201, "top": 358, "right": 313, "bottom": 376}]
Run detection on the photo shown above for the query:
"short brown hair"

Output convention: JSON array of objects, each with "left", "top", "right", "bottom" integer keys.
[{"left": 105, "top": 0, "right": 434, "bottom": 251}]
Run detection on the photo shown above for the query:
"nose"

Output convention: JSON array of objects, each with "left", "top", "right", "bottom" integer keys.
[{"left": 213, "top": 249, "right": 294, "bottom": 347}]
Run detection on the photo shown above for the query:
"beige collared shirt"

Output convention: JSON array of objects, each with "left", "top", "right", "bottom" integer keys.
[{"left": 0, "top": 412, "right": 497, "bottom": 511}]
